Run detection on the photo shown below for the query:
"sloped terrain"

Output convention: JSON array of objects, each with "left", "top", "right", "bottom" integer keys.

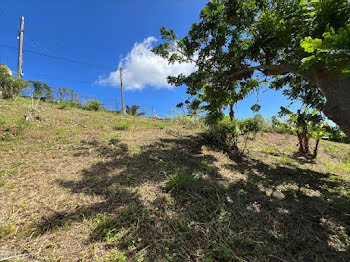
[{"left": 0, "top": 98, "right": 350, "bottom": 261}]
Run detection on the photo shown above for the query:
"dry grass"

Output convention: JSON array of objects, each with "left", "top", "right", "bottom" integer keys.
[{"left": 0, "top": 98, "right": 349, "bottom": 261}]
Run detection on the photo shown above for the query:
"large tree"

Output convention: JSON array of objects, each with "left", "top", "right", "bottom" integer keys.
[{"left": 153, "top": 0, "right": 350, "bottom": 136}]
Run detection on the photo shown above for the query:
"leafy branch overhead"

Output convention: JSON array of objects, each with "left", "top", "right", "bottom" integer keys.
[{"left": 152, "top": 0, "right": 350, "bottom": 136}]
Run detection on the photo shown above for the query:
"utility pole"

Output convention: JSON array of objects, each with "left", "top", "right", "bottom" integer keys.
[
  {"left": 17, "top": 16, "right": 24, "bottom": 78},
  {"left": 120, "top": 67, "right": 125, "bottom": 114}
]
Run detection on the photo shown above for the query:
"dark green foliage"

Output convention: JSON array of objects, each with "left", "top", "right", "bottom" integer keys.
[
  {"left": 240, "top": 114, "right": 269, "bottom": 134},
  {"left": 326, "top": 127, "right": 348, "bottom": 143},
  {"left": 204, "top": 118, "right": 241, "bottom": 152},
  {"left": 85, "top": 100, "right": 102, "bottom": 111},
  {"left": 0, "top": 65, "right": 29, "bottom": 99}
]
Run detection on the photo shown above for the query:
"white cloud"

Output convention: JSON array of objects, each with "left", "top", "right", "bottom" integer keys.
[{"left": 97, "top": 37, "right": 196, "bottom": 90}]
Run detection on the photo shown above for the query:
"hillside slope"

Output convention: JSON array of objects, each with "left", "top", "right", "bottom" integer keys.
[{"left": 1, "top": 98, "right": 350, "bottom": 261}]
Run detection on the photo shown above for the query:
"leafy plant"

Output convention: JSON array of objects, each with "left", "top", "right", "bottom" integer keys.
[
  {"left": 240, "top": 114, "right": 268, "bottom": 136},
  {"left": 279, "top": 107, "right": 324, "bottom": 156},
  {"left": 114, "top": 120, "right": 130, "bottom": 130},
  {"left": 310, "top": 123, "right": 328, "bottom": 158},
  {"left": 326, "top": 127, "right": 348, "bottom": 143},
  {"left": 85, "top": 100, "right": 102, "bottom": 111},
  {"left": 0, "top": 64, "right": 29, "bottom": 99},
  {"left": 165, "top": 169, "right": 197, "bottom": 191},
  {"left": 204, "top": 118, "right": 241, "bottom": 152}
]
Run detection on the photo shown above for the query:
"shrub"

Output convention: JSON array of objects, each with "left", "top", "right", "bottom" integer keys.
[
  {"left": 240, "top": 114, "right": 271, "bottom": 134},
  {"left": 85, "top": 100, "right": 102, "bottom": 111},
  {"left": 58, "top": 101, "right": 73, "bottom": 109},
  {"left": 0, "top": 65, "right": 29, "bottom": 99},
  {"left": 271, "top": 116, "right": 292, "bottom": 134},
  {"left": 114, "top": 120, "right": 130, "bottom": 130},
  {"left": 240, "top": 118, "right": 259, "bottom": 134},
  {"left": 204, "top": 118, "right": 241, "bottom": 152},
  {"left": 326, "top": 127, "right": 347, "bottom": 143}
]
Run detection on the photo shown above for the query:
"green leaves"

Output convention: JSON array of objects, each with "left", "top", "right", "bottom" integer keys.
[
  {"left": 0, "top": 64, "right": 29, "bottom": 99},
  {"left": 300, "top": 23, "right": 350, "bottom": 75},
  {"left": 301, "top": 37, "right": 323, "bottom": 53}
]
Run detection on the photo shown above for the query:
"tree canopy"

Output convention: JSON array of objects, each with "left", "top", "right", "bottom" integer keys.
[{"left": 153, "top": 0, "right": 350, "bottom": 135}]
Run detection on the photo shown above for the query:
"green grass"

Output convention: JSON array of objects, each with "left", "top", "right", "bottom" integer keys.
[
  {"left": 285, "top": 145, "right": 296, "bottom": 152},
  {"left": 279, "top": 155, "right": 294, "bottom": 164},
  {"left": 114, "top": 120, "right": 131, "bottom": 130},
  {"left": 261, "top": 146, "right": 280, "bottom": 156},
  {"left": 165, "top": 169, "right": 198, "bottom": 191}
]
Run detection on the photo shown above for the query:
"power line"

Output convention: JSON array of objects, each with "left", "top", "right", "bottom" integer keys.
[
  {"left": 25, "top": 20, "right": 82, "bottom": 59},
  {"left": 0, "top": 43, "right": 114, "bottom": 70}
]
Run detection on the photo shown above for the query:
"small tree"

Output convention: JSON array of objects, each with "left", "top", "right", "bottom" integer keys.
[
  {"left": 126, "top": 105, "right": 146, "bottom": 116},
  {"left": 311, "top": 123, "right": 328, "bottom": 158},
  {"left": 29, "top": 81, "right": 53, "bottom": 101},
  {"left": 279, "top": 107, "right": 323, "bottom": 155}
]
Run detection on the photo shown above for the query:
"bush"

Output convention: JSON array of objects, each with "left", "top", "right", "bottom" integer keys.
[
  {"left": 58, "top": 101, "right": 73, "bottom": 109},
  {"left": 326, "top": 127, "right": 348, "bottom": 143},
  {"left": 0, "top": 65, "right": 29, "bottom": 99},
  {"left": 240, "top": 114, "right": 269, "bottom": 134},
  {"left": 204, "top": 119, "right": 241, "bottom": 152},
  {"left": 114, "top": 120, "right": 130, "bottom": 130},
  {"left": 85, "top": 100, "right": 102, "bottom": 111}
]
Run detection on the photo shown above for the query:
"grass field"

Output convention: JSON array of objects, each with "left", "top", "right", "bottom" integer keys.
[{"left": 1, "top": 98, "right": 350, "bottom": 261}]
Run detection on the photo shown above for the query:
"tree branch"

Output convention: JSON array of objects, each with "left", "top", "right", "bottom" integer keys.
[{"left": 222, "top": 64, "right": 298, "bottom": 82}]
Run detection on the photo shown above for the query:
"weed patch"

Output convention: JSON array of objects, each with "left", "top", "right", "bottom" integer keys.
[
  {"left": 165, "top": 169, "right": 198, "bottom": 191},
  {"left": 114, "top": 120, "right": 131, "bottom": 131}
]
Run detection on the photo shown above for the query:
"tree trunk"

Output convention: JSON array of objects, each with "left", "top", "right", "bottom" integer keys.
[
  {"left": 303, "top": 134, "right": 309, "bottom": 154},
  {"left": 302, "top": 126, "right": 309, "bottom": 154},
  {"left": 315, "top": 72, "right": 350, "bottom": 137},
  {"left": 313, "top": 139, "right": 320, "bottom": 158},
  {"left": 297, "top": 131, "right": 303, "bottom": 153},
  {"left": 229, "top": 104, "right": 234, "bottom": 122}
]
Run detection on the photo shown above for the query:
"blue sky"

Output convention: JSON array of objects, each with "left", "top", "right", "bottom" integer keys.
[{"left": 0, "top": 0, "right": 299, "bottom": 118}]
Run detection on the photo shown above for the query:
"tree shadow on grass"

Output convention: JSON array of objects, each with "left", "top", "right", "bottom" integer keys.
[{"left": 32, "top": 135, "right": 350, "bottom": 261}]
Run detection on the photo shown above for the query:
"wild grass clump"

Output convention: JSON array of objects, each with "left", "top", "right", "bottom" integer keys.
[
  {"left": 165, "top": 169, "right": 197, "bottom": 191},
  {"left": 114, "top": 120, "right": 131, "bottom": 130},
  {"left": 155, "top": 121, "right": 168, "bottom": 129}
]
